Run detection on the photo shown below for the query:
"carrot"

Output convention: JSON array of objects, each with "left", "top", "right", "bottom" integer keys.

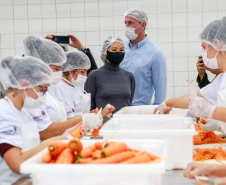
[
  {"left": 95, "top": 142, "right": 103, "bottom": 150},
  {"left": 144, "top": 152, "right": 160, "bottom": 160},
  {"left": 92, "top": 150, "right": 102, "bottom": 159},
  {"left": 76, "top": 158, "right": 93, "bottom": 164},
  {"left": 43, "top": 152, "right": 52, "bottom": 163},
  {"left": 70, "top": 125, "right": 81, "bottom": 138},
  {"left": 56, "top": 148, "right": 74, "bottom": 164},
  {"left": 199, "top": 119, "right": 207, "bottom": 124},
  {"left": 49, "top": 159, "right": 56, "bottom": 163},
  {"left": 85, "top": 145, "right": 96, "bottom": 152},
  {"left": 121, "top": 153, "right": 151, "bottom": 164},
  {"left": 102, "top": 141, "right": 116, "bottom": 148},
  {"left": 102, "top": 142, "right": 128, "bottom": 157},
  {"left": 92, "top": 128, "right": 99, "bottom": 138},
  {"left": 77, "top": 148, "right": 93, "bottom": 158},
  {"left": 68, "top": 138, "right": 83, "bottom": 153},
  {"left": 95, "top": 107, "right": 99, "bottom": 114},
  {"left": 88, "top": 151, "right": 136, "bottom": 164},
  {"left": 48, "top": 141, "right": 68, "bottom": 156},
  {"left": 193, "top": 136, "right": 202, "bottom": 145}
]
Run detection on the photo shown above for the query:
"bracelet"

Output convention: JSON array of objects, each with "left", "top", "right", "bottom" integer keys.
[{"left": 78, "top": 45, "right": 85, "bottom": 51}]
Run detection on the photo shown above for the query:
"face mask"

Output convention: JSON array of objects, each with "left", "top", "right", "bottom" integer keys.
[
  {"left": 70, "top": 72, "right": 87, "bottom": 86},
  {"left": 125, "top": 23, "right": 142, "bottom": 41},
  {"left": 23, "top": 88, "right": 47, "bottom": 108},
  {"left": 51, "top": 71, "right": 62, "bottom": 85},
  {"left": 202, "top": 46, "right": 219, "bottom": 69},
  {"left": 106, "top": 50, "right": 125, "bottom": 65}
]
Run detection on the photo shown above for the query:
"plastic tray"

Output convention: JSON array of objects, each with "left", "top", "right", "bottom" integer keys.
[
  {"left": 99, "top": 116, "right": 195, "bottom": 170},
  {"left": 114, "top": 105, "right": 188, "bottom": 118},
  {"left": 20, "top": 139, "right": 167, "bottom": 185}
]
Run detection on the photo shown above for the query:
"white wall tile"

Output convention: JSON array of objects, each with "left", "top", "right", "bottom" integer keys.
[
  {"left": 100, "top": 16, "right": 113, "bottom": 31},
  {"left": 172, "top": 0, "right": 186, "bottom": 13},
  {"left": 128, "top": 0, "right": 143, "bottom": 9},
  {"left": 14, "top": 5, "right": 28, "bottom": 19},
  {"left": 187, "top": 0, "right": 202, "bottom": 12},
  {"left": 85, "top": 17, "right": 99, "bottom": 31},
  {"left": 15, "top": 34, "right": 28, "bottom": 48},
  {"left": 114, "top": 16, "right": 125, "bottom": 31},
  {"left": 149, "top": 14, "right": 157, "bottom": 29},
  {"left": 174, "top": 87, "right": 188, "bottom": 97},
  {"left": 28, "top": 0, "right": 41, "bottom": 4},
  {"left": 70, "top": 0, "right": 84, "bottom": 2},
  {"left": 167, "top": 72, "right": 174, "bottom": 86},
  {"left": 174, "top": 72, "right": 188, "bottom": 86},
  {"left": 188, "top": 12, "right": 202, "bottom": 27},
  {"left": 86, "top": 31, "right": 99, "bottom": 45},
  {"left": 166, "top": 57, "right": 173, "bottom": 72},
  {"left": 43, "top": 19, "right": 56, "bottom": 32},
  {"left": 166, "top": 86, "right": 174, "bottom": 99},
  {"left": 157, "top": 0, "right": 171, "bottom": 14},
  {"left": 87, "top": 45, "right": 100, "bottom": 60},
  {"left": 99, "top": 30, "right": 113, "bottom": 46},
  {"left": 56, "top": 4, "right": 70, "bottom": 18},
  {"left": 189, "top": 56, "right": 199, "bottom": 72},
  {"left": 189, "top": 71, "right": 199, "bottom": 85},
  {"left": 114, "top": 1, "right": 127, "bottom": 16},
  {"left": 28, "top": 5, "right": 42, "bottom": 19},
  {"left": 147, "top": 28, "right": 158, "bottom": 43},
  {"left": 1, "top": 34, "right": 14, "bottom": 48},
  {"left": 56, "top": 0, "right": 70, "bottom": 3},
  {"left": 172, "top": 13, "right": 187, "bottom": 28},
  {"left": 173, "top": 28, "right": 187, "bottom": 42},
  {"left": 99, "top": 1, "right": 113, "bottom": 16},
  {"left": 1, "top": 48, "right": 15, "bottom": 58},
  {"left": 188, "top": 27, "right": 202, "bottom": 42},
  {"left": 71, "top": 3, "right": 84, "bottom": 17},
  {"left": 218, "top": 0, "right": 226, "bottom": 11},
  {"left": 42, "top": 4, "right": 56, "bottom": 18},
  {"left": 15, "top": 48, "right": 24, "bottom": 56},
  {"left": 0, "top": 0, "right": 13, "bottom": 5},
  {"left": 188, "top": 42, "right": 202, "bottom": 57},
  {"left": 143, "top": 0, "right": 157, "bottom": 14},
  {"left": 158, "top": 28, "right": 172, "bottom": 43},
  {"left": 71, "top": 31, "right": 85, "bottom": 45},
  {"left": 218, "top": 11, "right": 226, "bottom": 17},
  {"left": 71, "top": 18, "right": 85, "bottom": 32},
  {"left": 157, "top": 43, "right": 173, "bottom": 58},
  {"left": 14, "top": 20, "right": 28, "bottom": 33},
  {"left": 13, "top": 0, "right": 27, "bottom": 5},
  {"left": 0, "top": 20, "right": 14, "bottom": 34},
  {"left": 42, "top": 0, "right": 55, "bottom": 3},
  {"left": 113, "top": 30, "right": 127, "bottom": 41},
  {"left": 203, "top": 12, "right": 218, "bottom": 27},
  {"left": 0, "top": 6, "right": 13, "bottom": 19},
  {"left": 57, "top": 18, "right": 71, "bottom": 32},
  {"left": 158, "top": 14, "right": 172, "bottom": 28},
  {"left": 203, "top": 0, "right": 217, "bottom": 11},
  {"left": 174, "top": 57, "right": 188, "bottom": 71},
  {"left": 173, "top": 43, "right": 187, "bottom": 57},
  {"left": 85, "top": 2, "right": 99, "bottom": 17},
  {"left": 28, "top": 19, "right": 42, "bottom": 33}
]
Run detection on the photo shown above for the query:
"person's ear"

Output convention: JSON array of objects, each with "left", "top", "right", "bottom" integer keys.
[
  {"left": 214, "top": 39, "right": 224, "bottom": 50},
  {"left": 142, "top": 22, "right": 146, "bottom": 30},
  {"left": 20, "top": 79, "right": 29, "bottom": 89}
]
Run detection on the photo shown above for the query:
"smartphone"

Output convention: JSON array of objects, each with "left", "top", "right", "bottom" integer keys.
[
  {"left": 52, "top": 36, "right": 70, "bottom": 44},
  {"left": 200, "top": 61, "right": 203, "bottom": 63}
]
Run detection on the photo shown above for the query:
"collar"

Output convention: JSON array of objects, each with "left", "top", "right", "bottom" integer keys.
[
  {"left": 128, "top": 35, "right": 149, "bottom": 49},
  {"left": 104, "top": 61, "right": 120, "bottom": 71}
]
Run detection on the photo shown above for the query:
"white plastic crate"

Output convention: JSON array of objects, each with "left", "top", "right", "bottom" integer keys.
[
  {"left": 20, "top": 139, "right": 167, "bottom": 185},
  {"left": 114, "top": 105, "right": 188, "bottom": 118},
  {"left": 99, "top": 116, "right": 195, "bottom": 170}
]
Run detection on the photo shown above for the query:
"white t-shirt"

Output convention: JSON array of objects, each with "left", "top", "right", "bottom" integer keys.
[
  {"left": 49, "top": 80, "right": 82, "bottom": 118},
  {"left": 200, "top": 73, "right": 224, "bottom": 105}
]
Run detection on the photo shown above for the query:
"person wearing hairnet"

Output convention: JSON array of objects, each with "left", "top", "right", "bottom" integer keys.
[
  {"left": 154, "top": 16, "right": 226, "bottom": 134},
  {"left": 0, "top": 80, "right": 5, "bottom": 98},
  {"left": 0, "top": 56, "right": 62, "bottom": 184},
  {"left": 120, "top": 8, "right": 166, "bottom": 106},
  {"left": 49, "top": 50, "right": 115, "bottom": 119},
  {"left": 23, "top": 36, "right": 102, "bottom": 140},
  {"left": 85, "top": 35, "right": 135, "bottom": 113}
]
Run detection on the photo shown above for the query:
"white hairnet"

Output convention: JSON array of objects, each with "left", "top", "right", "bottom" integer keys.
[
  {"left": 200, "top": 16, "right": 226, "bottom": 51},
  {"left": 59, "top": 44, "right": 69, "bottom": 52},
  {"left": 23, "top": 36, "right": 66, "bottom": 66},
  {"left": 0, "top": 56, "right": 52, "bottom": 89},
  {"left": 100, "top": 35, "right": 124, "bottom": 63},
  {"left": 124, "top": 8, "right": 148, "bottom": 25},
  {"left": 62, "top": 51, "right": 91, "bottom": 72}
]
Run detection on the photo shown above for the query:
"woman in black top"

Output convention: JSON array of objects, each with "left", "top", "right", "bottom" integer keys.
[{"left": 85, "top": 35, "right": 135, "bottom": 113}]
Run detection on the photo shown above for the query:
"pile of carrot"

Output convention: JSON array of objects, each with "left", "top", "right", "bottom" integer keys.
[
  {"left": 193, "top": 146, "right": 226, "bottom": 162},
  {"left": 43, "top": 138, "right": 161, "bottom": 164}
]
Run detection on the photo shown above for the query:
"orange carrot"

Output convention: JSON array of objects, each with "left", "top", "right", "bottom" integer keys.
[
  {"left": 68, "top": 138, "right": 83, "bottom": 153},
  {"left": 48, "top": 141, "right": 68, "bottom": 156},
  {"left": 199, "top": 119, "right": 207, "bottom": 124},
  {"left": 95, "top": 142, "right": 103, "bottom": 150},
  {"left": 102, "top": 142, "right": 128, "bottom": 157},
  {"left": 88, "top": 151, "right": 136, "bottom": 164},
  {"left": 56, "top": 148, "right": 74, "bottom": 164},
  {"left": 92, "top": 128, "right": 99, "bottom": 138},
  {"left": 76, "top": 158, "right": 93, "bottom": 164},
  {"left": 102, "top": 141, "right": 116, "bottom": 148},
  {"left": 49, "top": 159, "right": 56, "bottom": 163},
  {"left": 193, "top": 136, "right": 202, "bottom": 145},
  {"left": 70, "top": 125, "right": 81, "bottom": 138},
  {"left": 95, "top": 107, "right": 99, "bottom": 114},
  {"left": 144, "top": 152, "right": 160, "bottom": 160},
  {"left": 121, "top": 153, "right": 151, "bottom": 164},
  {"left": 77, "top": 148, "right": 93, "bottom": 158},
  {"left": 85, "top": 145, "right": 96, "bottom": 152},
  {"left": 43, "top": 152, "right": 52, "bottom": 163},
  {"left": 92, "top": 150, "right": 102, "bottom": 159}
]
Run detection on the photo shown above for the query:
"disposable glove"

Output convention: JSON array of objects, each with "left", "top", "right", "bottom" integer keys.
[
  {"left": 82, "top": 113, "right": 103, "bottom": 130},
  {"left": 199, "top": 118, "right": 223, "bottom": 132},
  {"left": 153, "top": 101, "right": 172, "bottom": 114}
]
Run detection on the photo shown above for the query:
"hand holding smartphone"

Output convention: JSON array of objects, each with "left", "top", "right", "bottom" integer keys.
[{"left": 52, "top": 36, "right": 70, "bottom": 44}]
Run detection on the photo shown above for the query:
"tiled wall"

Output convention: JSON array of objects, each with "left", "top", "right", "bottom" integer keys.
[{"left": 0, "top": 0, "right": 226, "bottom": 99}]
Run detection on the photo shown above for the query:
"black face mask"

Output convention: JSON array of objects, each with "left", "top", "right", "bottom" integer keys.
[{"left": 106, "top": 50, "right": 125, "bottom": 65}]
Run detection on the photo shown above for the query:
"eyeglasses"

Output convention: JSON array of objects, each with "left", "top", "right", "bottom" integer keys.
[{"left": 38, "top": 85, "right": 48, "bottom": 95}]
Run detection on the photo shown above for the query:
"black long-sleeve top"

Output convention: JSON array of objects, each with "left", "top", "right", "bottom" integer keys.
[{"left": 84, "top": 62, "right": 135, "bottom": 113}]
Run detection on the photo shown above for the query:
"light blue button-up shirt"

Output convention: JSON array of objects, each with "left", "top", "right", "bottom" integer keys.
[{"left": 120, "top": 36, "right": 167, "bottom": 105}]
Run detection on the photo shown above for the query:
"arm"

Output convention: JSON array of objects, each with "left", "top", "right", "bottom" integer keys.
[
  {"left": 83, "top": 48, "right": 98, "bottom": 75},
  {"left": 84, "top": 71, "right": 96, "bottom": 110},
  {"left": 130, "top": 74, "right": 135, "bottom": 105},
  {"left": 152, "top": 51, "right": 167, "bottom": 105},
  {"left": 213, "top": 107, "right": 226, "bottom": 122},
  {"left": 4, "top": 136, "right": 61, "bottom": 174}
]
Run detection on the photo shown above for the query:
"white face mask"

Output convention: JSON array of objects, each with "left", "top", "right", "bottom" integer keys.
[
  {"left": 202, "top": 46, "right": 219, "bottom": 69},
  {"left": 70, "top": 72, "right": 87, "bottom": 86},
  {"left": 125, "top": 23, "right": 142, "bottom": 41},
  {"left": 23, "top": 88, "right": 47, "bottom": 108},
  {"left": 51, "top": 71, "right": 62, "bottom": 85}
]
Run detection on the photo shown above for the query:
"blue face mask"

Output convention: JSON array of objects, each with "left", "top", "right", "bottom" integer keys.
[{"left": 106, "top": 50, "right": 125, "bottom": 65}]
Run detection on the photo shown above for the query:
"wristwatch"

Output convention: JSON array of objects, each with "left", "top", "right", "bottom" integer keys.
[{"left": 78, "top": 45, "right": 85, "bottom": 51}]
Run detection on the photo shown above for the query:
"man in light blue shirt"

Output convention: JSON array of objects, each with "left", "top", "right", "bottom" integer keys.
[{"left": 120, "top": 8, "right": 167, "bottom": 105}]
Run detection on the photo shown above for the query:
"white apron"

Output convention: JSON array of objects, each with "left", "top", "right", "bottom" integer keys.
[{"left": 0, "top": 97, "right": 40, "bottom": 184}]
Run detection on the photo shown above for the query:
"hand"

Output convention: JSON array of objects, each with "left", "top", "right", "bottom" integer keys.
[
  {"left": 80, "top": 123, "right": 87, "bottom": 138},
  {"left": 199, "top": 118, "right": 223, "bottom": 132},
  {"left": 196, "top": 56, "right": 205, "bottom": 80},
  {"left": 44, "top": 34, "right": 54, "bottom": 40},
  {"left": 68, "top": 34, "right": 83, "bottom": 49},
  {"left": 204, "top": 67, "right": 222, "bottom": 76},
  {"left": 82, "top": 113, "right": 103, "bottom": 130},
  {"left": 101, "top": 104, "right": 116, "bottom": 117},
  {"left": 188, "top": 96, "right": 216, "bottom": 118},
  {"left": 153, "top": 101, "right": 172, "bottom": 114},
  {"left": 61, "top": 123, "right": 82, "bottom": 139},
  {"left": 215, "top": 177, "right": 226, "bottom": 185}
]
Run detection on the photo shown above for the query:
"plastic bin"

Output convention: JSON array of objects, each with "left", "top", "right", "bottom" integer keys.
[
  {"left": 114, "top": 105, "right": 188, "bottom": 118},
  {"left": 20, "top": 139, "right": 167, "bottom": 185},
  {"left": 99, "top": 116, "right": 195, "bottom": 170}
]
